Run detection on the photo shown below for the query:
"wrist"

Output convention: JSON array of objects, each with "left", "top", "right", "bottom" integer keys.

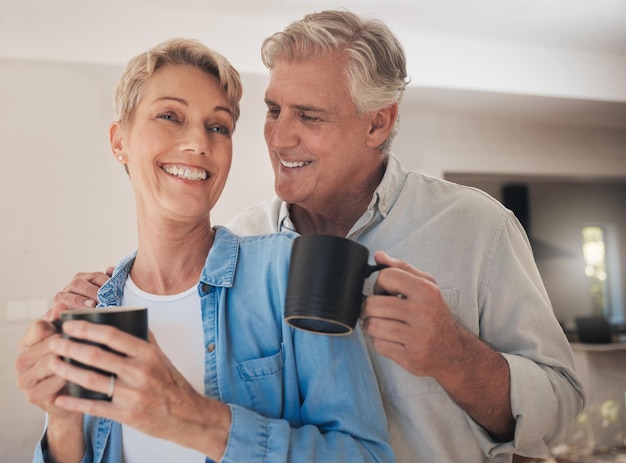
[
  {"left": 174, "top": 396, "right": 232, "bottom": 461},
  {"left": 46, "top": 413, "right": 85, "bottom": 463}
]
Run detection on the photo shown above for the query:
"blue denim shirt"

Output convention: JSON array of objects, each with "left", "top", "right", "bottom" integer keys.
[{"left": 34, "top": 227, "right": 393, "bottom": 463}]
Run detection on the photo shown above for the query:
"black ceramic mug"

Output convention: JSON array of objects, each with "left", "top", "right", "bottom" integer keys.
[
  {"left": 285, "top": 234, "right": 386, "bottom": 335},
  {"left": 59, "top": 306, "right": 148, "bottom": 400}
]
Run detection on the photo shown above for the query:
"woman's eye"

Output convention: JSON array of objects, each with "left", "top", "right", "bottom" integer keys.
[{"left": 157, "top": 112, "right": 179, "bottom": 122}]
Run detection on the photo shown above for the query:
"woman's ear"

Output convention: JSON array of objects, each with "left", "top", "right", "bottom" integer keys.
[
  {"left": 366, "top": 103, "right": 398, "bottom": 148},
  {"left": 110, "top": 121, "right": 127, "bottom": 164}
]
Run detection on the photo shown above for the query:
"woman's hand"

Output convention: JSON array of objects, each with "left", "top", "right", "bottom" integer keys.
[
  {"left": 15, "top": 302, "right": 86, "bottom": 462},
  {"left": 15, "top": 302, "right": 80, "bottom": 420},
  {"left": 48, "top": 323, "right": 231, "bottom": 460}
]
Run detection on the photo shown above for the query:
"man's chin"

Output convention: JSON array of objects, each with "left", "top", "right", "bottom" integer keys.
[{"left": 275, "top": 185, "right": 305, "bottom": 205}]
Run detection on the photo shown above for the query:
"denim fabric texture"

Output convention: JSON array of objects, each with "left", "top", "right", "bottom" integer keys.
[{"left": 34, "top": 227, "right": 393, "bottom": 463}]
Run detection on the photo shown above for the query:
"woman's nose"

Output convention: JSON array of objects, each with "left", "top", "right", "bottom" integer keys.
[{"left": 180, "top": 124, "right": 210, "bottom": 155}]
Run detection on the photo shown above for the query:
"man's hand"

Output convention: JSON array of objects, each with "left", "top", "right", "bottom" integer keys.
[
  {"left": 360, "top": 251, "right": 463, "bottom": 379},
  {"left": 361, "top": 251, "right": 515, "bottom": 441},
  {"left": 53, "top": 267, "right": 113, "bottom": 308}
]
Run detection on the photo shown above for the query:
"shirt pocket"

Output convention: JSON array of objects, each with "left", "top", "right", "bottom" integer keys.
[{"left": 236, "top": 344, "right": 285, "bottom": 418}]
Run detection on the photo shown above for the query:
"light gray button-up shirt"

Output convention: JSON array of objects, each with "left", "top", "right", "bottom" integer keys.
[{"left": 227, "top": 153, "right": 585, "bottom": 463}]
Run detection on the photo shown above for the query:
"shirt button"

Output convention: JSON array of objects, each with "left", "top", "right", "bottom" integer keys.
[
  {"left": 201, "top": 283, "right": 210, "bottom": 293},
  {"left": 207, "top": 343, "right": 215, "bottom": 353}
]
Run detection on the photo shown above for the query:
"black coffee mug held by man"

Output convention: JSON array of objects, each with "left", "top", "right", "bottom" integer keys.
[{"left": 285, "top": 235, "right": 385, "bottom": 335}]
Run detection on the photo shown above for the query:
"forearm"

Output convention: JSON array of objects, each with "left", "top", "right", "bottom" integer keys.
[
  {"left": 436, "top": 327, "right": 515, "bottom": 441},
  {"left": 45, "top": 414, "right": 85, "bottom": 463},
  {"left": 175, "top": 396, "right": 231, "bottom": 461}
]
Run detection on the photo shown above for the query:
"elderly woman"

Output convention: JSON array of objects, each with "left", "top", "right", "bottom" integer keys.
[{"left": 15, "top": 38, "right": 393, "bottom": 463}]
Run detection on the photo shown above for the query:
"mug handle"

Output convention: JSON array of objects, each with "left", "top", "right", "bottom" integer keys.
[
  {"left": 361, "top": 264, "right": 389, "bottom": 302},
  {"left": 365, "top": 263, "right": 388, "bottom": 277}
]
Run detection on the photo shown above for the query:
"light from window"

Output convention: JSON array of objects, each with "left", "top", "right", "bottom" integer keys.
[{"left": 582, "top": 225, "right": 610, "bottom": 316}]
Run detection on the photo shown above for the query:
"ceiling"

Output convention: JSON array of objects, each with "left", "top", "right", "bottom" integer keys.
[
  {"left": 197, "top": 0, "right": 626, "bottom": 55},
  {"left": 2, "top": 0, "right": 625, "bottom": 127},
  {"left": 3, "top": 0, "right": 625, "bottom": 59}
]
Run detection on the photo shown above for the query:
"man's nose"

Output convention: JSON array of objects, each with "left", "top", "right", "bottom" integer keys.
[{"left": 266, "top": 113, "right": 298, "bottom": 150}]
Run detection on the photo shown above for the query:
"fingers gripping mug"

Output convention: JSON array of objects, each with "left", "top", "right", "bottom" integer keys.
[
  {"left": 285, "top": 234, "right": 385, "bottom": 335},
  {"left": 59, "top": 306, "right": 148, "bottom": 400}
]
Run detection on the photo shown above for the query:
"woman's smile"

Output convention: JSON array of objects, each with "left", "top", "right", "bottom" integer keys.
[{"left": 161, "top": 163, "right": 208, "bottom": 181}]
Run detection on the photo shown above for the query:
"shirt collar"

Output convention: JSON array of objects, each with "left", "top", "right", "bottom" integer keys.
[
  {"left": 370, "top": 152, "right": 407, "bottom": 219},
  {"left": 98, "top": 226, "right": 239, "bottom": 306},
  {"left": 199, "top": 226, "right": 238, "bottom": 288},
  {"left": 278, "top": 201, "right": 297, "bottom": 234},
  {"left": 97, "top": 252, "right": 136, "bottom": 306}
]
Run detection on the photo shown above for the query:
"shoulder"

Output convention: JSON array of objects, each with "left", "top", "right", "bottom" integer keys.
[
  {"left": 381, "top": 167, "right": 525, "bottom": 246},
  {"left": 405, "top": 171, "right": 512, "bottom": 219},
  {"left": 385, "top": 154, "right": 509, "bottom": 219},
  {"left": 218, "top": 225, "right": 296, "bottom": 261},
  {"left": 238, "top": 230, "right": 297, "bottom": 249},
  {"left": 222, "top": 229, "right": 296, "bottom": 296}
]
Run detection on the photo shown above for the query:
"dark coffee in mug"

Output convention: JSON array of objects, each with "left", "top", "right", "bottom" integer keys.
[
  {"left": 60, "top": 306, "right": 148, "bottom": 400},
  {"left": 285, "top": 235, "right": 385, "bottom": 335}
]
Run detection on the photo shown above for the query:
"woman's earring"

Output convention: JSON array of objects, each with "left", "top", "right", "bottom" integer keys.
[{"left": 117, "top": 154, "right": 124, "bottom": 161}]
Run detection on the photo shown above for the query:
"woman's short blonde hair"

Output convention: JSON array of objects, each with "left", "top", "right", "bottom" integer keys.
[
  {"left": 114, "top": 38, "right": 242, "bottom": 127},
  {"left": 261, "top": 9, "right": 409, "bottom": 153}
]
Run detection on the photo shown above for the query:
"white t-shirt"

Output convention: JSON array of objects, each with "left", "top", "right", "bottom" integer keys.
[{"left": 120, "top": 277, "right": 206, "bottom": 463}]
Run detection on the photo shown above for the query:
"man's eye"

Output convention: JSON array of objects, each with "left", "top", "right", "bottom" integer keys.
[
  {"left": 300, "top": 114, "right": 319, "bottom": 122},
  {"left": 266, "top": 108, "right": 280, "bottom": 118},
  {"left": 209, "top": 126, "right": 231, "bottom": 136}
]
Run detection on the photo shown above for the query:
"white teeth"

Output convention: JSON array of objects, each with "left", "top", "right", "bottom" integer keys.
[
  {"left": 162, "top": 165, "right": 207, "bottom": 181},
  {"left": 280, "top": 159, "right": 311, "bottom": 168}
]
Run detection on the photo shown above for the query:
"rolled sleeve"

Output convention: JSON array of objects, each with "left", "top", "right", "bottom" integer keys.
[{"left": 220, "top": 404, "right": 281, "bottom": 463}]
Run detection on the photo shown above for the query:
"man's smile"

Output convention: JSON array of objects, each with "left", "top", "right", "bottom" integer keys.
[{"left": 280, "top": 159, "right": 312, "bottom": 168}]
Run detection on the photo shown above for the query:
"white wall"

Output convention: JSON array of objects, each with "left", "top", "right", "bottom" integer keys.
[
  {"left": 393, "top": 109, "right": 626, "bottom": 179},
  {"left": 1, "top": 58, "right": 625, "bottom": 460}
]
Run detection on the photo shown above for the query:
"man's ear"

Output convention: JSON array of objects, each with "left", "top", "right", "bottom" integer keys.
[
  {"left": 110, "top": 121, "right": 127, "bottom": 164},
  {"left": 366, "top": 102, "right": 398, "bottom": 148}
]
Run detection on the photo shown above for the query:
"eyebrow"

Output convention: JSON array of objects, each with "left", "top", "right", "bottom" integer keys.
[
  {"left": 156, "top": 96, "right": 234, "bottom": 118},
  {"left": 264, "top": 98, "right": 325, "bottom": 114}
]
